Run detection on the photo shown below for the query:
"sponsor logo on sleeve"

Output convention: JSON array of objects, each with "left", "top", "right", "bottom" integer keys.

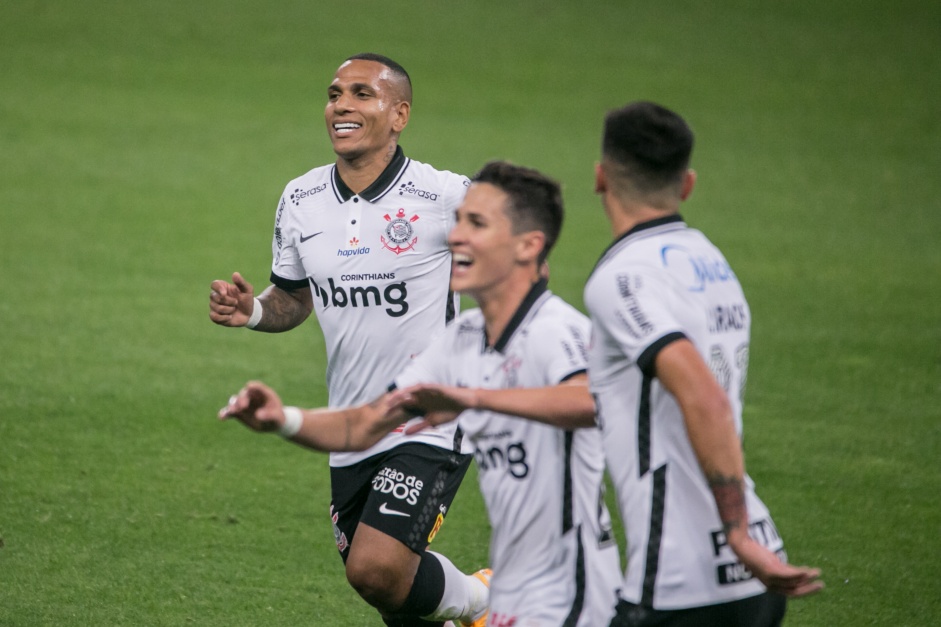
[
  {"left": 290, "top": 183, "right": 327, "bottom": 205},
  {"left": 616, "top": 273, "right": 654, "bottom": 338},
  {"left": 398, "top": 181, "right": 439, "bottom": 202}
]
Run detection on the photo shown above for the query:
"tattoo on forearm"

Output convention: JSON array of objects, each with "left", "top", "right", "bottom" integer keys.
[
  {"left": 256, "top": 289, "right": 308, "bottom": 332},
  {"left": 709, "top": 474, "right": 746, "bottom": 534}
]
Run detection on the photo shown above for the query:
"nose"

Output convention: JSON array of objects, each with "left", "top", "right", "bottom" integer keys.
[
  {"left": 447, "top": 220, "right": 465, "bottom": 249},
  {"left": 331, "top": 91, "right": 354, "bottom": 114}
]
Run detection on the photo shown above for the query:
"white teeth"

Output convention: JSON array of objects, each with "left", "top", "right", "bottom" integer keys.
[
  {"left": 334, "top": 123, "right": 361, "bottom": 133},
  {"left": 453, "top": 254, "right": 473, "bottom": 265}
]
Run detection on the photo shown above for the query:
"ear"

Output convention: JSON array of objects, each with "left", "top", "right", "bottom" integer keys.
[
  {"left": 392, "top": 100, "right": 410, "bottom": 133},
  {"left": 680, "top": 168, "right": 696, "bottom": 201},
  {"left": 594, "top": 162, "right": 607, "bottom": 195},
  {"left": 515, "top": 231, "right": 546, "bottom": 266}
]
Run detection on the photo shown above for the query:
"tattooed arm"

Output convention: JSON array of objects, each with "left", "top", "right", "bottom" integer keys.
[
  {"left": 655, "top": 339, "right": 823, "bottom": 598},
  {"left": 209, "top": 272, "right": 313, "bottom": 331},
  {"left": 218, "top": 381, "right": 411, "bottom": 453}
]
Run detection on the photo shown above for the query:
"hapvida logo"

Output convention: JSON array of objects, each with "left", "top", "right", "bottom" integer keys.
[{"left": 338, "top": 237, "right": 371, "bottom": 257}]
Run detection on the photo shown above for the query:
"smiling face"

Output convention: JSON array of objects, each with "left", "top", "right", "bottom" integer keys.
[
  {"left": 325, "top": 59, "right": 410, "bottom": 163},
  {"left": 448, "top": 183, "right": 542, "bottom": 302}
]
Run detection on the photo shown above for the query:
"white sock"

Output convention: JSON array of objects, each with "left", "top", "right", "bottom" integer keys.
[{"left": 421, "top": 551, "right": 489, "bottom": 623}]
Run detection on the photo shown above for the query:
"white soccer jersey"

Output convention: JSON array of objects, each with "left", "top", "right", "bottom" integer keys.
[
  {"left": 269, "top": 147, "right": 470, "bottom": 466},
  {"left": 584, "top": 215, "right": 785, "bottom": 610},
  {"left": 395, "top": 283, "right": 621, "bottom": 626}
]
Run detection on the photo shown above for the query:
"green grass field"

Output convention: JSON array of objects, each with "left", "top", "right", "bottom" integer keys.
[{"left": 2, "top": 0, "right": 939, "bottom": 624}]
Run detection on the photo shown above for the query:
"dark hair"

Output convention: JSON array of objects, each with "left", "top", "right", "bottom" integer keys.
[
  {"left": 345, "top": 52, "right": 412, "bottom": 102},
  {"left": 472, "top": 160, "right": 563, "bottom": 264},
  {"left": 602, "top": 101, "right": 694, "bottom": 193}
]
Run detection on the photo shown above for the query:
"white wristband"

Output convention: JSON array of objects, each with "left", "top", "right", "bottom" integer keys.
[
  {"left": 245, "top": 297, "right": 263, "bottom": 329},
  {"left": 280, "top": 406, "right": 303, "bottom": 438}
]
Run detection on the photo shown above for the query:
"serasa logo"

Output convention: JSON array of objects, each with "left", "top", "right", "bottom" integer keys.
[
  {"left": 311, "top": 276, "right": 409, "bottom": 318},
  {"left": 661, "top": 244, "right": 736, "bottom": 292},
  {"left": 290, "top": 183, "right": 327, "bottom": 205},
  {"left": 398, "top": 180, "right": 439, "bottom": 201}
]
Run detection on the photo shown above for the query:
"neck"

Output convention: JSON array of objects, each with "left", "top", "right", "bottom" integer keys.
[
  {"left": 335, "top": 141, "right": 398, "bottom": 194},
  {"left": 474, "top": 270, "right": 541, "bottom": 348},
  {"left": 606, "top": 195, "right": 679, "bottom": 238}
]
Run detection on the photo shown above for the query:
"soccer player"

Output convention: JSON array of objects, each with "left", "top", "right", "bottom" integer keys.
[
  {"left": 220, "top": 161, "right": 622, "bottom": 626},
  {"left": 209, "top": 53, "right": 484, "bottom": 627},
  {"left": 584, "top": 101, "right": 823, "bottom": 627}
]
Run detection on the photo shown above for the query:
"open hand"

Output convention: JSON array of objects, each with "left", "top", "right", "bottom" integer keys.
[{"left": 218, "top": 381, "right": 285, "bottom": 433}]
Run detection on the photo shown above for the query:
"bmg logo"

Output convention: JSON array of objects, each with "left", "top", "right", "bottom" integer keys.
[
  {"left": 312, "top": 277, "right": 409, "bottom": 318},
  {"left": 475, "top": 441, "right": 529, "bottom": 479}
]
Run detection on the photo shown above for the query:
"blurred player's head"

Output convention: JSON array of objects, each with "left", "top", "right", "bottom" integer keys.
[
  {"left": 448, "top": 161, "right": 563, "bottom": 299},
  {"left": 599, "top": 101, "right": 695, "bottom": 211},
  {"left": 326, "top": 53, "right": 412, "bottom": 162},
  {"left": 472, "top": 161, "right": 563, "bottom": 264}
]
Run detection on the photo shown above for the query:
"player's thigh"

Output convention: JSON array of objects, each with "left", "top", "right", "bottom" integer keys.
[{"left": 358, "top": 443, "right": 471, "bottom": 554}]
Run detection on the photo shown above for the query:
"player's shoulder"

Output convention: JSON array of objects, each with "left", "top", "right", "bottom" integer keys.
[
  {"left": 402, "top": 157, "right": 470, "bottom": 197},
  {"left": 451, "top": 307, "right": 485, "bottom": 334},
  {"left": 534, "top": 293, "right": 588, "bottom": 326},
  {"left": 525, "top": 293, "right": 590, "bottom": 341},
  {"left": 284, "top": 162, "right": 333, "bottom": 187},
  {"left": 279, "top": 163, "right": 334, "bottom": 202}
]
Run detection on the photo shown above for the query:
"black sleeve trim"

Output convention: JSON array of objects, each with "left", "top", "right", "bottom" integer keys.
[
  {"left": 270, "top": 272, "right": 310, "bottom": 292},
  {"left": 559, "top": 368, "right": 587, "bottom": 383},
  {"left": 636, "top": 332, "right": 687, "bottom": 378}
]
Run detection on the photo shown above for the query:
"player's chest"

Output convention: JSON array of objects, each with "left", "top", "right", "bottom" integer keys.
[
  {"left": 292, "top": 201, "right": 448, "bottom": 271},
  {"left": 457, "top": 345, "right": 535, "bottom": 392}
]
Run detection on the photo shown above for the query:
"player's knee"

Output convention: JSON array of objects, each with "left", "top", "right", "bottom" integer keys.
[{"left": 345, "top": 554, "right": 406, "bottom": 611}]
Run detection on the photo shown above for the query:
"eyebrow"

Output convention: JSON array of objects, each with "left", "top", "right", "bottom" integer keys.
[{"left": 328, "top": 82, "right": 376, "bottom": 94}]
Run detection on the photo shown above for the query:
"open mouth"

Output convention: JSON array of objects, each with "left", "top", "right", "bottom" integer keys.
[
  {"left": 333, "top": 122, "right": 362, "bottom": 136},
  {"left": 452, "top": 253, "right": 474, "bottom": 273}
]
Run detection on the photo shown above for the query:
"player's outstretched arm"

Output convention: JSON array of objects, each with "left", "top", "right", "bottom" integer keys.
[
  {"left": 218, "top": 381, "right": 411, "bottom": 452},
  {"left": 655, "top": 339, "right": 824, "bottom": 598},
  {"left": 209, "top": 272, "right": 312, "bottom": 332},
  {"left": 393, "top": 373, "right": 596, "bottom": 434}
]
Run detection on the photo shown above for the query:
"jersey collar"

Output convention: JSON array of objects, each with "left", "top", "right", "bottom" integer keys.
[
  {"left": 591, "top": 213, "right": 686, "bottom": 273},
  {"left": 487, "top": 278, "right": 550, "bottom": 354},
  {"left": 331, "top": 145, "right": 410, "bottom": 203}
]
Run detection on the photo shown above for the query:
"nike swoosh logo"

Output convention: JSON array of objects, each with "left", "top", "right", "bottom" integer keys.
[
  {"left": 299, "top": 232, "right": 323, "bottom": 243},
  {"left": 378, "top": 502, "right": 410, "bottom": 518}
]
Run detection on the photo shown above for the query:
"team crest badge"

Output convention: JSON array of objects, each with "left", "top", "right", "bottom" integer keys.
[
  {"left": 381, "top": 208, "right": 419, "bottom": 254},
  {"left": 330, "top": 504, "right": 349, "bottom": 553}
]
